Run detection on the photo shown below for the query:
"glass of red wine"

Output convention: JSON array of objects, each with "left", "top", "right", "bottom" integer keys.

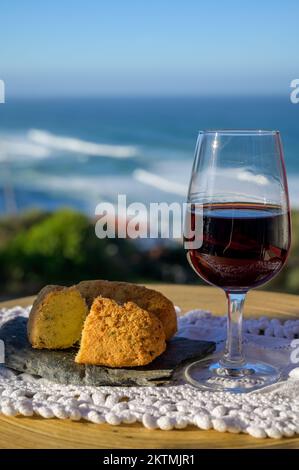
[{"left": 184, "top": 130, "right": 291, "bottom": 392}]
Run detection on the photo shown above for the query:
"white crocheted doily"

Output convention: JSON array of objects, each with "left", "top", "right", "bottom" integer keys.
[{"left": 0, "top": 306, "right": 299, "bottom": 439}]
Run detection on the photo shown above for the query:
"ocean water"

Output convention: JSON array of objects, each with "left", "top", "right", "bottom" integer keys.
[{"left": 0, "top": 96, "right": 298, "bottom": 215}]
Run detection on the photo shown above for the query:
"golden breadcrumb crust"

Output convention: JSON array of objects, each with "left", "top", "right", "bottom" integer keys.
[
  {"left": 76, "top": 280, "right": 177, "bottom": 340},
  {"left": 75, "top": 296, "right": 166, "bottom": 367}
]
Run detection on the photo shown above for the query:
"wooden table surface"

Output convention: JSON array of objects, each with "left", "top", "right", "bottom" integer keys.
[{"left": 0, "top": 284, "right": 299, "bottom": 449}]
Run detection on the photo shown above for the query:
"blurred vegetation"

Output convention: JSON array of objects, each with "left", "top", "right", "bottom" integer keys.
[
  {"left": 0, "top": 208, "right": 187, "bottom": 298},
  {"left": 0, "top": 208, "right": 297, "bottom": 299}
]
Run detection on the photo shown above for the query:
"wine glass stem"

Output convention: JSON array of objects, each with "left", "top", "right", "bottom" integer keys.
[{"left": 220, "top": 291, "right": 246, "bottom": 368}]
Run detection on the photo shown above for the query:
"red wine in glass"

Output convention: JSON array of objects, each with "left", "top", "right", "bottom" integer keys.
[
  {"left": 185, "top": 202, "right": 290, "bottom": 291},
  {"left": 184, "top": 130, "right": 291, "bottom": 392}
]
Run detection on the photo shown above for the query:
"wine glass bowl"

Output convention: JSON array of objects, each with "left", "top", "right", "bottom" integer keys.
[{"left": 184, "top": 130, "right": 291, "bottom": 392}]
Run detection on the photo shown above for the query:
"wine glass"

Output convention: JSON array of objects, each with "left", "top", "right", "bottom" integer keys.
[{"left": 184, "top": 130, "right": 291, "bottom": 392}]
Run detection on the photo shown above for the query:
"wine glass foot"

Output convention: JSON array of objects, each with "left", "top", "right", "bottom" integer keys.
[{"left": 184, "top": 357, "right": 281, "bottom": 393}]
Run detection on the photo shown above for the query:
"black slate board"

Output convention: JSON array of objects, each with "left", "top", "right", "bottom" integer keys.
[{"left": 0, "top": 317, "right": 215, "bottom": 386}]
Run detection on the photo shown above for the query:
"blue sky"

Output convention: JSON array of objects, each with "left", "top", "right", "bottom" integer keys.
[{"left": 0, "top": 0, "right": 298, "bottom": 96}]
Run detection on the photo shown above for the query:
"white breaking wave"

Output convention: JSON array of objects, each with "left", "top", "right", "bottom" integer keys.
[
  {"left": 133, "top": 169, "right": 187, "bottom": 196},
  {"left": 0, "top": 136, "right": 51, "bottom": 160},
  {"left": 28, "top": 129, "right": 138, "bottom": 158},
  {"left": 287, "top": 176, "right": 299, "bottom": 208},
  {"left": 13, "top": 173, "right": 149, "bottom": 200}
]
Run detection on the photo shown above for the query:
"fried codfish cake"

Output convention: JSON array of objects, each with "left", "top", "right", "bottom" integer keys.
[
  {"left": 75, "top": 296, "right": 166, "bottom": 367},
  {"left": 27, "top": 285, "right": 88, "bottom": 349},
  {"left": 76, "top": 280, "right": 177, "bottom": 341}
]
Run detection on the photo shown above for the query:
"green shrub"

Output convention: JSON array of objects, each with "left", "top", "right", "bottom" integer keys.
[{"left": 0, "top": 209, "right": 139, "bottom": 296}]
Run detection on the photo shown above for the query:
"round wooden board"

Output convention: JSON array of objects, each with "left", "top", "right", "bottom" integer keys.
[{"left": 0, "top": 284, "right": 299, "bottom": 449}]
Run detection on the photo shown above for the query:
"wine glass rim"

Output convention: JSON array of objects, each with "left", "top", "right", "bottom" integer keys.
[{"left": 199, "top": 129, "right": 280, "bottom": 135}]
